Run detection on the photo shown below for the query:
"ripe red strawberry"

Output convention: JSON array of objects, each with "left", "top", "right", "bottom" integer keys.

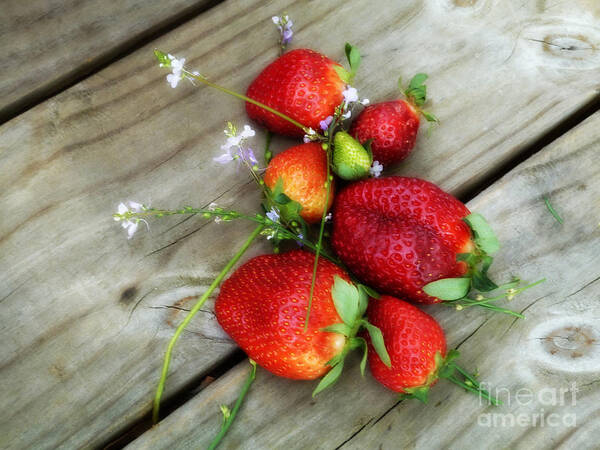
[
  {"left": 246, "top": 49, "right": 345, "bottom": 136},
  {"left": 366, "top": 295, "right": 445, "bottom": 394},
  {"left": 215, "top": 250, "right": 349, "bottom": 380},
  {"left": 366, "top": 295, "right": 499, "bottom": 404},
  {"left": 350, "top": 74, "right": 438, "bottom": 166},
  {"left": 331, "top": 176, "right": 474, "bottom": 304},
  {"left": 350, "top": 100, "right": 420, "bottom": 165},
  {"left": 215, "top": 250, "right": 391, "bottom": 395},
  {"left": 264, "top": 142, "right": 333, "bottom": 224}
]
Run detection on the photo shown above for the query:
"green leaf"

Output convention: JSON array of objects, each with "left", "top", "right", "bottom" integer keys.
[
  {"left": 334, "top": 65, "right": 352, "bottom": 84},
  {"left": 543, "top": 196, "right": 564, "bottom": 224},
  {"left": 313, "top": 361, "right": 344, "bottom": 397},
  {"left": 421, "top": 110, "right": 439, "bottom": 123},
  {"left": 362, "top": 321, "right": 391, "bottom": 367},
  {"left": 154, "top": 49, "right": 170, "bottom": 66},
  {"left": 358, "top": 283, "right": 380, "bottom": 299},
  {"left": 355, "top": 287, "right": 367, "bottom": 318},
  {"left": 321, "top": 323, "right": 352, "bottom": 337},
  {"left": 274, "top": 193, "right": 291, "bottom": 204},
  {"left": 408, "top": 73, "right": 428, "bottom": 90},
  {"left": 404, "top": 73, "right": 429, "bottom": 107},
  {"left": 423, "top": 277, "right": 471, "bottom": 300},
  {"left": 358, "top": 338, "right": 368, "bottom": 376},
  {"left": 331, "top": 276, "right": 359, "bottom": 326},
  {"left": 345, "top": 42, "right": 361, "bottom": 74},
  {"left": 403, "top": 386, "right": 430, "bottom": 403},
  {"left": 464, "top": 213, "right": 500, "bottom": 255},
  {"left": 472, "top": 271, "right": 498, "bottom": 292}
]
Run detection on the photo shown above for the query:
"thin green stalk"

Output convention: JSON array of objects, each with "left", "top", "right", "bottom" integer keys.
[
  {"left": 304, "top": 118, "right": 337, "bottom": 331},
  {"left": 264, "top": 130, "right": 273, "bottom": 164},
  {"left": 185, "top": 71, "right": 309, "bottom": 133},
  {"left": 445, "top": 375, "right": 500, "bottom": 405},
  {"left": 152, "top": 225, "right": 264, "bottom": 424},
  {"left": 543, "top": 196, "right": 564, "bottom": 224},
  {"left": 207, "top": 360, "right": 257, "bottom": 450}
]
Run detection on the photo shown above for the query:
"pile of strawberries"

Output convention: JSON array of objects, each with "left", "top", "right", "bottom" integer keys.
[{"left": 213, "top": 47, "right": 504, "bottom": 401}]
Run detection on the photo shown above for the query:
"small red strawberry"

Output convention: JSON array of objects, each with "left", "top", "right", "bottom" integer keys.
[
  {"left": 366, "top": 295, "right": 499, "bottom": 404},
  {"left": 246, "top": 49, "right": 346, "bottom": 136},
  {"left": 264, "top": 142, "right": 333, "bottom": 224},
  {"left": 215, "top": 250, "right": 390, "bottom": 394},
  {"left": 350, "top": 74, "right": 438, "bottom": 166},
  {"left": 331, "top": 177, "right": 475, "bottom": 304}
]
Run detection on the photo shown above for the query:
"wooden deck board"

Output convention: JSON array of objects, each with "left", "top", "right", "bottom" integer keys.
[
  {"left": 0, "top": 0, "right": 217, "bottom": 119},
  {"left": 1, "top": 0, "right": 599, "bottom": 448},
  {"left": 127, "top": 112, "right": 600, "bottom": 450}
]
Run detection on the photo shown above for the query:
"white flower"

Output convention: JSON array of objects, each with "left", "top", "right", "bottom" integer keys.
[
  {"left": 306, "top": 127, "right": 316, "bottom": 135},
  {"left": 114, "top": 201, "right": 147, "bottom": 239},
  {"left": 303, "top": 135, "right": 311, "bottom": 143},
  {"left": 370, "top": 160, "right": 383, "bottom": 178},
  {"left": 266, "top": 208, "right": 280, "bottom": 223},
  {"left": 213, "top": 150, "right": 235, "bottom": 164},
  {"left": 208, "top": 202, "right": 218, "bottom": 211},
  {"left": 166, "top": 73, "right": 181, "bottom": 88},
  {"left": 361, "top": 98, "right": 370, "bottom": 105},
  {"left": 272, "top": 16, "right": 281, "bottom": 25},
  {"left": 341, "top": 110, "right": 352, "bottom": 119},
  {"left": 325, "top": 213, "right": 332, "bottom": 222},
  {"left": 342, "top": 86, "right": 359, "bottom": 103},
  {"left": 214, "top": 216, "right": 222, "bottom": 224},
  {"left": 240, "top": 125, "right": 255, "bottom": 139},
  {"left": 170, "top": 56, "right": 185, "bottom": 73}
]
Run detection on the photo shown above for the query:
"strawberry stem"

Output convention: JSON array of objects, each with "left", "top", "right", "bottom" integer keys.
[
  {"left": 152, "top": 224, "right": 264, "bottom": 424},
  {"left": 207, "top": 359, "right": 257, "bottom": 450},
  {"left": 183, "top": 70, "right": 310, "bottom": 134},
  {"left": 304, "top": 118, "right": 337, "bottom": 331}
]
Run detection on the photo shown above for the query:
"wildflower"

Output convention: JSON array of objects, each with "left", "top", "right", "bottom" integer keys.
[
  {"left": 114, "top": 201, "right": 147, "bottom": 239},
  {"left": 165, "top": 54, "right": 186, "bottom": 88},
  {"left": 266, "top": 208, "right": 280, "bottom": 223},
  {"left": 319, "top": 116, "right": 333, "bottom": 131},
  {"left": 296, "top": 233, "right": 304, "bottom": 247},
  {"left": 303, "top": 127, "right": 317, "bottom": 143},
  {"left": 214, "top": 123, "right": 256, "bottom": 164},
  {"left": 360, "top": 98, "right": 370, "bottom": 105},
  {"left": 208, "top": 202, "right": 218, "bottom": 211},
  {"left": 369, "top": 160, "right": 383, "bottom": 178},
  {"left": 325, "top": 213, "right": 332, "bottom": 222},
  {"left": 342, "top": 86, "right": 359, "bottom": 104},
  {"left": 341, "top": 110, "right": 352, "bottom": 120},
  {"left": 272, "top": 15, "right": 293, "bottom": 46}
]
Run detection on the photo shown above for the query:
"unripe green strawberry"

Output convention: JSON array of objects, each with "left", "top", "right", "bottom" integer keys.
[{"left": 332, "top": 131, "right": 372, "bottom": 180}]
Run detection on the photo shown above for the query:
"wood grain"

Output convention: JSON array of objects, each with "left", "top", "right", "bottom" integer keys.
[
  {"left": 0, "top": 0, "right": 599, "bottom": 448},
  {"left": 127, "top": 111, "right": 600, "bottom": 450},
  {"left": 0, "top": 0, "right": 218, "bottom": 120}
]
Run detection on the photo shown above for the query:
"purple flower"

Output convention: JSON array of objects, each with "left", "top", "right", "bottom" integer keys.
[
  {"left": 240, "top": 147, "right": 258, "bottom": 166},
  {"left": 319, "top": 116, "right": 333, "bottom": 131},
  {"left": 282, "top": 28, "right": 293, "bottom": 44}
]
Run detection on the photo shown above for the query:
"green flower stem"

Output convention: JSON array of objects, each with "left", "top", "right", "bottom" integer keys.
[
  {"left": 445, "top": 278, "right": 546, "bottom": 317},
  {"left": 152, "top": 224, "right": 264, "bottom": 424},
  {"left": 304, "top": 115, "right": 338, "bottom": 331},
  {"left": 117, "top": 207, "right": 340, "bottom": 265},
  {"left": 445, "top": 374, "right": 501, "bottom": 406},
  {"left": 207, "top": 359, "right": 257, "bottom": 450},
  {"left": 184, "top": 70, "right": 310, "bottom": 134},
  {"left": 543, "top": 196, "right": 564, "bottom": 224}
]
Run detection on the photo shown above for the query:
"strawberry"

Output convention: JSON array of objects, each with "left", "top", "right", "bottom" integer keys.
[
  {"left": 332, "top": 131, "right": 372, "bottom": 180},
  {"left": 350, "top": 74, "right": 438, "bottom": 166},
  {"left": 215, "top": 250, "right": 390, "bottom": 394},
  {"left": 331, "top": 176, "right": 475, "bottom": 304},
  {"left": 246, "top": 49, "right": 345, "bottom": 136},
  {"left": 264, "top": 142, "right": 332, "bottom": 224},
  {"left": 366, "top": 295, "right": 499, "bottom": 404}
]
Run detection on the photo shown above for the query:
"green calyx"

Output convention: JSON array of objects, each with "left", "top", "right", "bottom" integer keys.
[
  {"left": 332, "top": 131, "right": 372, "bottom": 180},
  {"left": 401, "top": 350, "right": 501, "bottom": 406},
  {"left": 334, "top": 42, "right": 361, "bottom": 84},
  {"left": 399, "top": 73, "right": 439, "bottom": 124},
  {"left": 313, "top": 276, "right": 390, "bottom": 396},
  {"left": 423, "top": 213, "right": 545, "bottom": 317}
]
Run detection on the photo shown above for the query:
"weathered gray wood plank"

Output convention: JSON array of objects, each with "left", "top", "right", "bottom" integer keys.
[
  {"left": 1, "top": 0, "right": 599, "bottom": 448},
  {"left": 126, "top": 112, "right": 600, "bottom": 449},
  {"left": 0, "top": 0, "right": 218, "bottom": 120}
]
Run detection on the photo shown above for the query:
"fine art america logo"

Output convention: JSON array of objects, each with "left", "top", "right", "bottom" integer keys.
[{"left": 477, "top": 383, "right": 578, "bottom": 428}]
